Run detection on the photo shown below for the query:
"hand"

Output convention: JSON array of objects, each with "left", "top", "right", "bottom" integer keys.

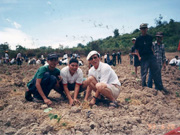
[
  {"left": 74, "top": 99, "right": 80, "bottom": 105},
  {"left": 69, "top": 98, "right": 74, "bottom": 106},
  {"left": 44, "top": 98, "right": 52, "bottom": 105},
  {"left": 58, "top": 75, "right": 62, "bottom": 82},
  {"left": 139, "top": 56, "right": 141, "bottom": 61}
]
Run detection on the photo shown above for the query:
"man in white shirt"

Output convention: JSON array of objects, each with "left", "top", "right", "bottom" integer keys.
[
  {"left": 61, "top": 58, "right": 85, "bottom": 106},
  {"left": 63, "top": 53, "right": 68, "bottom": 59},
  {"left": 84, "top": 50, "right": 121, "bottom": 108},
  {"left": 169, "top": 56, "right": 179, "bottom": 66}
]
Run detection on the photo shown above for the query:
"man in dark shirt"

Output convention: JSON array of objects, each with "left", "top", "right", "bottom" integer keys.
[
  {"left": 112, "top": 50, "right": 117, "bottom": 66},
  {"left": 134, "top": 23, "right": 169, "bottom": 94},
  {"left": 117, "top": 50, "right": 122, "bottom": 64},
  {"left": 131, "top": 38, "right": 141, "bottom": 77}
]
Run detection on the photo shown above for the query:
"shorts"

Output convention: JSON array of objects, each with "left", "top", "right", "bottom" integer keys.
[
  {"left": 134, "top": 57, "right": 141, "bottom": 67},
  {"left": 107, "top": 84, "right": 120, "bottom": 99}
]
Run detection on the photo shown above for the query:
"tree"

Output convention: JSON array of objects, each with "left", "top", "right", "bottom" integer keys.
[
  {"left": 0, "top": 42, "right": 10, "bottom": 57},
  {"left": 155, "top": 14, "right": 163, "bottom": 26},
  {"left": 0, "top": 42, "right": 9, "bottom": 51},
  {"left": 77, "top": 43, "right": 85, "bottom": 48},
  {"left": 113, "top": 29, "right": 119, "bottom": 38},
  {"left": 16, "top": 45, "right": 26, "bottom": 52}
]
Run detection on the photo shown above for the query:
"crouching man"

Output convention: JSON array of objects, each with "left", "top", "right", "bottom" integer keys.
[
  {"left": 84, "top": 50, "right": 121, "bottom": 108},
  {"left": 25, "top": 53, "right": 64, "bottom": 105},
  {"left": 60, "top": 58, "right": 86, "bottom": 106}
]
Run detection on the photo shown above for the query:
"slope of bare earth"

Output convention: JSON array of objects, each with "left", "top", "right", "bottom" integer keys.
[{"left": 0, "top": 52, "right": 180, "bottom": 135}]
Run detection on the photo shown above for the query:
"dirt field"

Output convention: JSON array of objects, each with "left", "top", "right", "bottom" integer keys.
[{"left": 0, "top": 52, "right": 180, "bottom": 135}]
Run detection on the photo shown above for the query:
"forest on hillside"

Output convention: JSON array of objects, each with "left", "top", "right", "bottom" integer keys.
[{"left": 1, "top": 17, "right": 180, "bottom": 59}]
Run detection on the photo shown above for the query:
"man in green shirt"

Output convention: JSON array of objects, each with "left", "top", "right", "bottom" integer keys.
[{"left": 25, "top": 53, "right": 64, "bottom": 105}]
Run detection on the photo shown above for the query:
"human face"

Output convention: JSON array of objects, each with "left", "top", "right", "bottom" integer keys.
[
  {"left": 132, "top": 40, "right": 136, "bottom": 44},
  {"left": 156, "top": 36, "right": 163, "bottom": 44},
  {"left": 140, "top": 28, "right": 147, "bottom": 36},
  {"left": 89, "top": 54, "right": 100, "bottom": 69},
  {"left": 47, "top": 59, "right": 58, "bottom": 70},
  {"left": 69, "top": 62, "right": 78, "bottom": 75}
]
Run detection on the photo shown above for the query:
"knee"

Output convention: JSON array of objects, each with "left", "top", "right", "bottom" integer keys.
[
  {"left": 96, "top": 83, "right": 104, "bottom": 92},
  {"left": 87, "top": 76, "right": 96, "bottom": 83},
  {"left": 50, "top": 75, "right": 57, "bottom": 85}
]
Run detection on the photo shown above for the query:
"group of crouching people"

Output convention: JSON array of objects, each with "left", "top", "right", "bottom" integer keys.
[{"left": 25, "top": 51, "right": 121, "bottom": 108}]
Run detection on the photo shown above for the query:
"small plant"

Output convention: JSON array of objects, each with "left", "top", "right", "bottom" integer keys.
[
  {"left": 48, "top": 113, "right": 62, "bottom": 123},
  {"left": 131, "top": 71, "right": 135, "bottom": 75},
  {"left": 176, "top": 92, "right": 180, "bottom": 97},
  {"left": 62, "top": 122, "right": 67, "bottom": 126},
  {"left": 125, "top": 98, "right": 131, "bottom": 102},
  {"left": 14, "top": 89, "right": 16, "bottom": 92},
  {"left": 0, "top": 78, "right": 2, "bottom": 81}
]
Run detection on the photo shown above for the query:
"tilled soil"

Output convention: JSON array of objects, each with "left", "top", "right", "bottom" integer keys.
[{"left": 0, "top": 52, "right": 180, "bottom": 135}]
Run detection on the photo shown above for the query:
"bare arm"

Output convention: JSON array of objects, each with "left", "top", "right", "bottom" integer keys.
[
  {"left": 36, "top": 79, "right": 52, "bottom": 105},
  {"left": 73, "top": 84, "right": 80, "bottom": 100},
  {"left": 63, "top": 85, "right": 74, "bottom": 105},
  {"left": 135, "top": 49, "right": 141, "bottom": 61}
]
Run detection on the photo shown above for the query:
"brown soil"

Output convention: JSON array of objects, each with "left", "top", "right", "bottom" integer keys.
[{"left": 0, "top": 52, "right": 180, "bottom": 135}]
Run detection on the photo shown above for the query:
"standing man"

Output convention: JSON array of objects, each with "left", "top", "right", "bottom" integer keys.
[
  {"left": 134, "top": 23, "right": 169, "bottom": 94},
  {"left": 112, "top": 50, "right": 117, "bottom": 66},
  {"left": 5, "top": 51, "right": 9, "bottom": 64},
  {"left": 84, "top": 50, "right": 121, "bottom": 108},
  {"left": 117, "top": 50, "right": 122, "bottom": 64},
  {"left": 25, "top": 53, "right": 64, "bottom": 105},
  {"left": 131, "top": 38, "right": 141, "bottom": 77},
  {"left": 148, "top": 32, "right": 166, "bottom": 88},
  {"left": 60, "top": 58, "right": 86, "bottom": 106},
  {"left": 16, "top": 52, "right": 22, "bottom": 67}
]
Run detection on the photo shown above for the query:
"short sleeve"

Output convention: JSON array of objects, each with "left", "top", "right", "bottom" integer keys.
[
  {"left": 76, "top": 69, "right": 83, "bottom": 84},
  {"left": 60, "top": 69, "right": 68, "bottom": 84},
  {"left": 36, "top": 66, "right": 47, "bottom": 79}
]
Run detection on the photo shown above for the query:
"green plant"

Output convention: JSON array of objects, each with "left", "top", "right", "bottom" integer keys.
[
  {"left": 131, "top": 71, "right": 135, "bottom": 75},
  {"left": 125, "top": 98, "right": 131, "bottom": 102},
  {"left": 0, "top": 78, "right": 2, "bottom": 81},
  {"left": 176, "top": 92, "right": 180, "bottom": 97},
  {"left": 62, "top": 122, "right": 67, "bottom": 126},
  {"left": 48, "top": 113, "right": 62, "bottom": 123},
  {"left": 14, "top": 89, "right": 16, "bottom": 92}
]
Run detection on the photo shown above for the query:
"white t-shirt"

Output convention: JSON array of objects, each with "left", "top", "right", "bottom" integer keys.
[
  {"left": 5, "top": 53, "right": 9, "bottom": 60},
  {"left": 169, "top": 58, "right": 177, "bottom": 65},
  {"left": 16, "top": 53, "right": 21, "bottom": 58},
  {"left": 88, "top": 62, "right": 121, "bottom": 86},
  {"left": 61, "top": 66, "right": 83, "bottom": 85},
  {"left": 63, "top": 54, "right": 68, "bottom": 59},
  {"left": 176, "top": 60, "right": 180, "bottom": 66}
]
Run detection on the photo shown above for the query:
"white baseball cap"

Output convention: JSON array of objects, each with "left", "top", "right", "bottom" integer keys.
[{"left": 86, "top": 50, "right": 100, "bottom": 60}]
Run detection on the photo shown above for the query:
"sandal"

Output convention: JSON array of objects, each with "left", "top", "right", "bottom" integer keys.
[{"left": 109, "top": 101, "right": 119, "bottom": 109}]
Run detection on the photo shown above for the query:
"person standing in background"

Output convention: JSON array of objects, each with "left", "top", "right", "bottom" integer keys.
[
  {"left": 148, "top": 32, "right": 166, "bottom": 88},
  {"left": 134, "top": 23, "right": 169, "bottom": 94},
  {"left": 131, "top": 38, "right": 141, "bottom": 77}
]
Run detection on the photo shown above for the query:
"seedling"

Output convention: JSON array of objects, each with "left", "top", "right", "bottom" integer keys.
[
  {"left": 125, "top": 98, "right": 131, "bottom": 102},
  {"left": 62, "top": 122, "right": 67, "bottom": 126},
  {"left": 14, "top": 89, "right": 16, "bottom": 92},
  {"left": 48, "top": 113, "right": 62, "bottom": 123},
  {"left": 176, "top": 92, "right": 180, "bottom": 97}
]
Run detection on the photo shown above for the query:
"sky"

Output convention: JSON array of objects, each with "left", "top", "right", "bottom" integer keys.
[{"left": 0, "top": 0, "right": 180, "bottom": 50}]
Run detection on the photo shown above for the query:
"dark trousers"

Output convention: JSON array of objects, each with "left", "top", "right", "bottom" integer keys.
[
  {"left": 113, "top": 58, "right": 116, "bottom": 66},
  {"left": 140, "top": 55, "right": 163, "bottom": 90},
  {"left": 148, "top": 65, "right": 162, "bottom": 89},
  {"left": 118, "top": 57, "right": 121, "bottom": 64},
  {"left": 28, "top": 72, "right": 57, "bottom": 100}
]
